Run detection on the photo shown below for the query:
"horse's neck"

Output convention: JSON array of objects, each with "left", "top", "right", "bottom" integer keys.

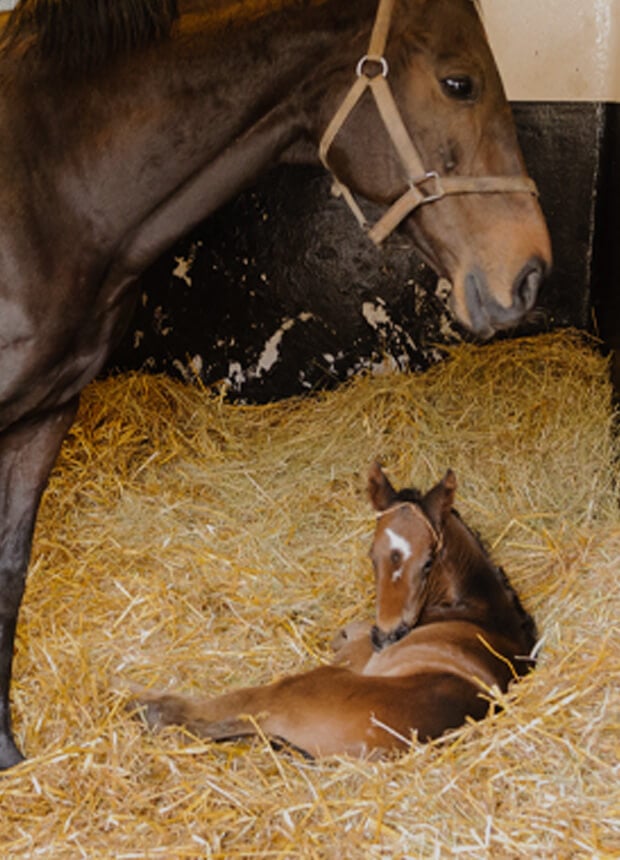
[
  {"left": 175, "top": 0, "right": 378, "bottom": 137},
  {"left": 112, "top": 0, "right": 375, "bottom": 271},
  {"left": 1, "top": 0, "right": 377, "bottom": 283},
  {"left": 422, "top": 515, "right": 481, "bottom": 609},
  {"left": 422, "top": 513, "right": 534, "bottom": 655}
]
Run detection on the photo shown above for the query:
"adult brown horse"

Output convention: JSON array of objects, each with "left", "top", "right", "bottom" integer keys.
[
  {"left": 133, "top": 465, "right": 537, "bottom": 757},
  {"left": 0, "top": 0, "right": 549, "bottom": 767}
]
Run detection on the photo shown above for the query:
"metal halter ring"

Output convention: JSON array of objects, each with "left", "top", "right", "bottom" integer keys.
[
  {"left": 356, "top": 54, "right": 389, "bottom": 79},
  {"left": 320, "top": 0, "right": 540, "bottom": 245},
  {"left": 410, "top": 171, "right": 444, "bottom": 205}
]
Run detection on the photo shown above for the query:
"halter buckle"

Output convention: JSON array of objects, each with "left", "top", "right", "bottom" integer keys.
[
  {"left": 410, "top": 171, "right": 444, "bottom": 204},
  {"left": 356, "top": 54, "right": 389, "bottom": 79}
]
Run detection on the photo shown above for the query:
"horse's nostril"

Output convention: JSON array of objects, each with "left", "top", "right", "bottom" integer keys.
[
  {"left": 514, "top": 258, "right": 544, "bottom": 312},
  {"left": 371, "top": 625, "right": 386, "bottom": 651},
  {"left": 464, "top": 257, "right": 546, "bottom": 337},
  {"left": 463, "top": 270, "right": 493, "bottom": 338},
  {"left": 371, "top": 622, "right": 410, "bottom": 651}
]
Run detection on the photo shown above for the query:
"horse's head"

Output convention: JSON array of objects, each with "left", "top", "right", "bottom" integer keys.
[
  {"left": 367, "top": 462, "right": 455, "bottom": 650},
  {"left": 317, "top": 0, "right": 551, "bottom": 338}
]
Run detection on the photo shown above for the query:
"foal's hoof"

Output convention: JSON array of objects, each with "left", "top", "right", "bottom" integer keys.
[
  {"left": 126, "top": 686, "right": 194, "bottom": 733},
  {"left": 0, "top": 734, "right": 25, "bottom": 770},
  {"left": 130, "top": 699, "right": 162, "bottom": 730},
  {"left": 126, "top": 689, "right": 168, "bottom": 730}
]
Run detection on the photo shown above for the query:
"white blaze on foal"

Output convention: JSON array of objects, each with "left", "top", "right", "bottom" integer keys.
[{"left": 385, "top": 528, "right": 412, "bottom": 581}]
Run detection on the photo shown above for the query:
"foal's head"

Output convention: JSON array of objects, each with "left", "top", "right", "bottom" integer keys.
[
  {"left": 368, "top": 462, "right": 455, "bottom": 649},
  {"left": 367, "top": 463, "right": 538, "bottom": 659}
]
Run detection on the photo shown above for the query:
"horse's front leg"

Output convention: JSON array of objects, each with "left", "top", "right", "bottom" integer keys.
[{"left": 0, "top": 400, "right": 79, "bottom": 768}]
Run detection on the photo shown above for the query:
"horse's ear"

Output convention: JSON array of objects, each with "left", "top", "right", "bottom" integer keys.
[
  {"left": 368, "top": 461, "right": 397, "bottom": 511},
  {"left": 424, "top": 469, "right": 457, "bottom": 526}
]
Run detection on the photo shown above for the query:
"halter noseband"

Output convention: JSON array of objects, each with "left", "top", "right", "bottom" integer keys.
[{"left": 318, "top": 0, "right": 538, "bottom": 245}]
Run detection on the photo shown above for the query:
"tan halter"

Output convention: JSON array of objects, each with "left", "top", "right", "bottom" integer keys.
[{"left": 318, "top": 0, "right": 538, "bottom": 245}]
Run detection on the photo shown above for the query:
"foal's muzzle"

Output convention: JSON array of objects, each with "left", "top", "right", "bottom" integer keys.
[{"left": 371, "top": 622, "right": 411, "bottom": 651}]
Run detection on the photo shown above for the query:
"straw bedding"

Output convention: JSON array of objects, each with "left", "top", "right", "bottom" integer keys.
[{"left": 1, "top": 330, "right": 618, "bottom": 858}]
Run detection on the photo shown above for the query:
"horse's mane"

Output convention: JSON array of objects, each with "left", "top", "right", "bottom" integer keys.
[
  {"left": 1, "top": 0, "right": 483, "bottom": 73},
  {"left": 1, "top": 0, "right": 179, "bottom": 73}
]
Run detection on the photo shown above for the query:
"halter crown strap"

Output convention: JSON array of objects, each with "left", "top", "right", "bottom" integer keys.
[
  {"left": 376, "top": 501, "right": 443, "bottom": 552},
  {"left": 367, "top": 0, "right": 395, "bottom": 59},
  {"left": 318, "top": 0, "right": 539, "bottom": 245}
]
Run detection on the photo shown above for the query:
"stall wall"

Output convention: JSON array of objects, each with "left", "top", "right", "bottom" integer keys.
[
  {"left": 485, "top": 0, "right": 620, "bottom": 347},
  {"left": 485, "top": 2, "right": 620, "bottom": 350},
  {"left": 484, "top": 0, "right": 620, "bottom": 103}
]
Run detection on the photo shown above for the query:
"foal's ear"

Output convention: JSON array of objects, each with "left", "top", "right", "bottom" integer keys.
[
  {"left": 424, "top": 469, "right": 457, "bottom": 525},
  {"left": 367, "top": 461, "right": 398, "bottom": 511}
]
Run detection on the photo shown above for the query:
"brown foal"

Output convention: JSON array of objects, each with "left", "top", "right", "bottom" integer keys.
[{"left": 131, "top": 464, "right": 537, "bottom": 757}]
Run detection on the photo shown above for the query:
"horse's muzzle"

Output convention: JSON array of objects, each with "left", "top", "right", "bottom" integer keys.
[
  {"left": 464, "top": 256, "right": 546, "bottom": 338},
  {"left": 371, "top": 622, "right": 411, "bottom": 652}
]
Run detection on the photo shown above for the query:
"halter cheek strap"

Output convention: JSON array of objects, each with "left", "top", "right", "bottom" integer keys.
[{"left": 318, "top": 0, "right": 538, "bottom": 245}]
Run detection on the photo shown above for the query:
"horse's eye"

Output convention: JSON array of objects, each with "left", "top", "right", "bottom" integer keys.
[
  {"left": 422, "top": 558, "right": 434, "bottom": 576},
  {"left": 390, "top": 549, "right": 402, "bottom": 567},
  {"left": 440, "top": 75, "right": 476, "bottom": 101}
]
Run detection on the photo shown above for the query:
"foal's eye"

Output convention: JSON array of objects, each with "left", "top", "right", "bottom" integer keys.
[
  {"left": 440, "top": 75, "right": 476, "bottom": 101},
  {"left": 422, "top": 558, "right": 434, "bottom": 576},
  {"left": 390, "top": 549, "right": 402, "bottom": 567}
]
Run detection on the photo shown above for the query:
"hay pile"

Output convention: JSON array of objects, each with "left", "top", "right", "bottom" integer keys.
[{"left": 1, "top": 330, "right": 618, "bottom": 858}]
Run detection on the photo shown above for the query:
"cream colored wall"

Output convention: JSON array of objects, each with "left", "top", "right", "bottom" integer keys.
[{"left": 482, "top": 0, "right": 620, "bottom": 102}]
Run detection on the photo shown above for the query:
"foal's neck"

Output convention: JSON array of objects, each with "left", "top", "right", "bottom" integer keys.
[{"left": 421, "top": 511, "right": 537, "bottom": 660}]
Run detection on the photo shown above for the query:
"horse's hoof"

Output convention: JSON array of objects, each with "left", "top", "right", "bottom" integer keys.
[{"left": 0, "top": 734, "right": 25, "bottom": 770}]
